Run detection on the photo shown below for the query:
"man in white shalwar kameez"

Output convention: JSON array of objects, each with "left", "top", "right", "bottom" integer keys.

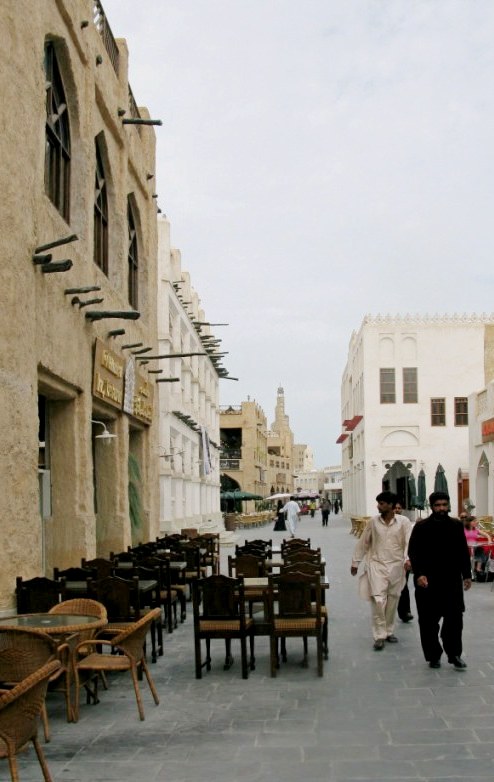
[
  {"left": 282, "top": 498, "right": 301, "bottom": 538},
  {"left": 351, "top": 491, "right": 412, "bottom": 650}
]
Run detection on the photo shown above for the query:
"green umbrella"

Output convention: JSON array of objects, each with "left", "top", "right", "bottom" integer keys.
[
  {"left": 220, "top": 490, "right": 264, "bottom": 500},
  {"left": 407, "top": 474, "right": 418, "bottom": 508},
  {"left": 417, "top": 469, "right": 426, "bottom": 510},
  {"left": 434, "top": 463, "right": 449, "bottom": 494}
]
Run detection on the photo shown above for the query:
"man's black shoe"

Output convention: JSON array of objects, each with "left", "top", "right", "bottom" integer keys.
[
  {"left": 386, "top": 634, "right": 398, "bottom": 643},
  {"left": 448, "top": 656, "right": 467, "bottom": 670},
  {"left": 429, "top": 660, "right": 441, "bottom": 669},
  {"left": 400, "top": 613, "right": 414, "bottom": 622}
]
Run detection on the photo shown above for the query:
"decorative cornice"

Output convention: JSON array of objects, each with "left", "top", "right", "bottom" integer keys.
[{"left": 363, "top": 313, "right": 494, "bottom": 325}]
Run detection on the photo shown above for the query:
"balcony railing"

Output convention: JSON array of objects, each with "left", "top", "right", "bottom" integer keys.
[
  {"left": 93, "top": 0, "right": 119, "bottom": 75},
  {"left": 220, "top": 459, "right": 240, "bottom": 470},
  {"left": 221, "top": 449, "right": 241, "bottom": 459}
]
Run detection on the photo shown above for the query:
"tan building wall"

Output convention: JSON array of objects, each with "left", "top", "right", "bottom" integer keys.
[
  {"left": 220, "top": 401, "right": 268, "bottom": 499},
  {"left": 0, "top": 0, "right": 159, "bottom": 609}
]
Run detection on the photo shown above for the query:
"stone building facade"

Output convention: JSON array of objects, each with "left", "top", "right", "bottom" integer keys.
[
  {"left": 338, "top": 314, "right": 493, "bottom": 519},
  {"left": 157, "top": 219, "right": 222, "bottom": 531},
  {"left": 0, "top": 0, "right": 160, "bottom": 608},
  {"left": 220, "top": 401, "right": 268, "bottom": 500}
]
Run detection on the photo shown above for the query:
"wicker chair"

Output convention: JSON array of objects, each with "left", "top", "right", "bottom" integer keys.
[
  {"left": 0, "top": 659, "right": 61, "bottom": 782},
  {"left": 72, "top": 608, "right": 161, "bottom": 721},
  {"left": 49, "top": 598, "right": 109, "bottom": 700},
  {"left": 0, "top": 628, "right": 73, "bottom": 735}
]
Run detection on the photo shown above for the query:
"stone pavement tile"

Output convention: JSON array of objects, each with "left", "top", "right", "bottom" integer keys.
[
  {"left": 446, "top": 715, "right": 494, "bottom": 728},
  {"left": 304, "top": 744, "right": 379, "bottom": 762},
  {"left": 413, "top": 758, "right": 494, "bottom": 777},
  {"left": 379, "top": 743, "right": 473, "bottom": 761},
  {"left": 467, "top": 742, "right": 494, "bottom": 758},
  {"left": 389, "top": 728, "right": 478, "bottom": 744},
  {"left": 314, "top": 729, "right": 389, "bottom": 746},
  {"left": 57, "top": 760, "right": 163, "bottom": 780},
  {"left": 332, "top": 759, "right": 419, "bottom": 778},
  {"left": 379, "top": 715, "right": 449, "bottom": 730},
  {"left": 472, "top": 728, "right": 494, "bottom": 742}
]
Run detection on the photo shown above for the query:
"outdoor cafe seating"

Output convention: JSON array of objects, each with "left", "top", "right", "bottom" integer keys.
[
  {"left": 72, "top": 608, "right": 161, "bottom": 722},
  {"left": 0, "top": 659, "right": 61, "bottom": 782},
  {"left": 267, "top": 572, "right": 325, "bottom": 677},
  {"left": 192, "top": 575, "right": 255, "bottom": 679}
]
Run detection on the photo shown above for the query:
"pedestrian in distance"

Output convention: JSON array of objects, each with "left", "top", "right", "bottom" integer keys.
[
  {"left": 334, "top": 498, "right": 340, "bottom": 514},
  {"left": 351, "top": 491, "right": 412, "bottom": 651},
  {"left": 273, "top": 499, "right": 286, "bottom": 531},
  {"left": 281, "top": 497, "right": 301, "bottom": 538},
  {"left": 408, "top": 491, "right": 472, "bottom": 670},
  {"left": 321, "top": 497, "right": 330, "bottom": 527}
]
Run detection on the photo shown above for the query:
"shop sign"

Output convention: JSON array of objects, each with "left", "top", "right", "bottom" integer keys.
[
  {"left": 482, "top": 417, "right": 494, "bottom": 443},
  {"left": 132, "top": 370, "right": 153, "bottom": 424},
  {"left": 92, "top": 339, "right": 125, "bottom": 410}
]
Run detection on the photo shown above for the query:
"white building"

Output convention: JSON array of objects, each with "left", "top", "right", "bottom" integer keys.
[
  {"left": 156, "top": 218, "right": 223, "bottom": 532},
  {"left": 339, "top": 314, "right": 493, "bottom": 518},
  {"left": 323, "top": 466, "right": 343, "bottom": 503},
  {"left": 468, "top": 325, "right": 494, "bottom": 516}
]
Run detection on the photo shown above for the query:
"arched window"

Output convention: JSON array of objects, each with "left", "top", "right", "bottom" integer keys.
[
  {"left": 44, "top": 42, "right": 70, "bottom": 221},
  {"left": 127, "top": 199, "right": 138, "bottom": 309},
  {"left": 94, "top": 140, "right": 108, "bottom": 274}
]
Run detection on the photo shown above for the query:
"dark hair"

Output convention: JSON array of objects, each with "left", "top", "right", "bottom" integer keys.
[
  {"left": 376, "top": 491, "right": 398, "bottom": 504},
  {"left": 429, "top": 491, "right": 450, "bottom": 506}
]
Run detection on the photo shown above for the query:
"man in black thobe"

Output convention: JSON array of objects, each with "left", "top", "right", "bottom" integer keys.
[{"left": 408, "top": 491, "right": 472, "bottom": 670}]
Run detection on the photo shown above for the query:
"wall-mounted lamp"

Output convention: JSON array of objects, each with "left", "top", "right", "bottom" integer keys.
[{"left": 92, "top": 420, "right": 117, "bottom": 445}]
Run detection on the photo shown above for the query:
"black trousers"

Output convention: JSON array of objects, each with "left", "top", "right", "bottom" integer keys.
[
  {"left": 414, "top": 587, "right": 464, "bottom": 662},
  {"left": 397, "top": 572, "right": 411, "bottom": 618},
  {"left": 322, "top": 510, "right": 329, "bottom": 526}
]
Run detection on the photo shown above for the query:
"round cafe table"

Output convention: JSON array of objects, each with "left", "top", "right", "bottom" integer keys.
[{"left": 0, "top": 613, "right": 107, "bottom": 635}]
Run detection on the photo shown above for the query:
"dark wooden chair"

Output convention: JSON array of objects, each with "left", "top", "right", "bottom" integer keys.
[
  {"left": 53, "top": 567, "right": 96, "bottom": 598},
  {"left": 267, "top": 573, "right": 324, "bottom": 677},
  {"left": 15, "top": 577, "right": 66, "bottom": 614},
  {"left": 81, "top": 558, "right": 114, "bottom": 579},
  {"left": 139, "top": 558, "right": 178, "bottom": 633},
  {"left": 228, "top": 554, "right": 266, "bottom": 617},
  {"left": 281, "top": 562, "right": 329, "bottom": 659},
  {"left": 0, "top": 659, "right": 61, "bottom": 782},
  {"left": 193, "top": 575, "right": 255, "bottom": 679},
  {"left": 88, "top": 575, "right": 161, "bottom": 663}
]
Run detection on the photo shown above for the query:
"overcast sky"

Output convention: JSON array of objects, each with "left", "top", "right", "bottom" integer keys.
[{"left": 104, "top": 0, "right": 494, "bottom": 466}]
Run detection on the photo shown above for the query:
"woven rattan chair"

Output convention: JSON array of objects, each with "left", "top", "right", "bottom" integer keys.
[
  {"left": 0, "top": 627, "right": 73, "bottom": 735},
  {"left": 193, "top": 575, "right": 255, "bottom": 679},
  {"left": 49, "top": 598, "right": 109, "bottom": 698},
  {"left": 0, "top": 659, "right": 61, "bottom": 782},
  {"left": 267, "top": 573, "right": 324, "bottom": 677},
  {"left": 72, "top": 607, "right": 161, "bottom": 721}
]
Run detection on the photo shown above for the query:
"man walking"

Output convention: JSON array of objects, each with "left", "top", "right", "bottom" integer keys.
[
  {"left": 321, "top": 497, "right": 330, "bottom": 527},
  {"left": 408, "top": 491, "right": 471, "bottom": 670},
  {"left": 351, "top": 491, "right": 412, "bottom": 650},
  {"left": 282, "top": 496, "right": 301, "bottom": 538}
]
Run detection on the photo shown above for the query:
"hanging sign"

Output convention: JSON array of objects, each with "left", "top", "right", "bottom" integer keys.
[{"left": 92, "top": 339, "right": 125, "bottom": 410}]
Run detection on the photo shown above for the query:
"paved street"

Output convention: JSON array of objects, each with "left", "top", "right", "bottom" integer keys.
[{"left": 5, "top": 511, "right": 494, "bottom": 782}]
